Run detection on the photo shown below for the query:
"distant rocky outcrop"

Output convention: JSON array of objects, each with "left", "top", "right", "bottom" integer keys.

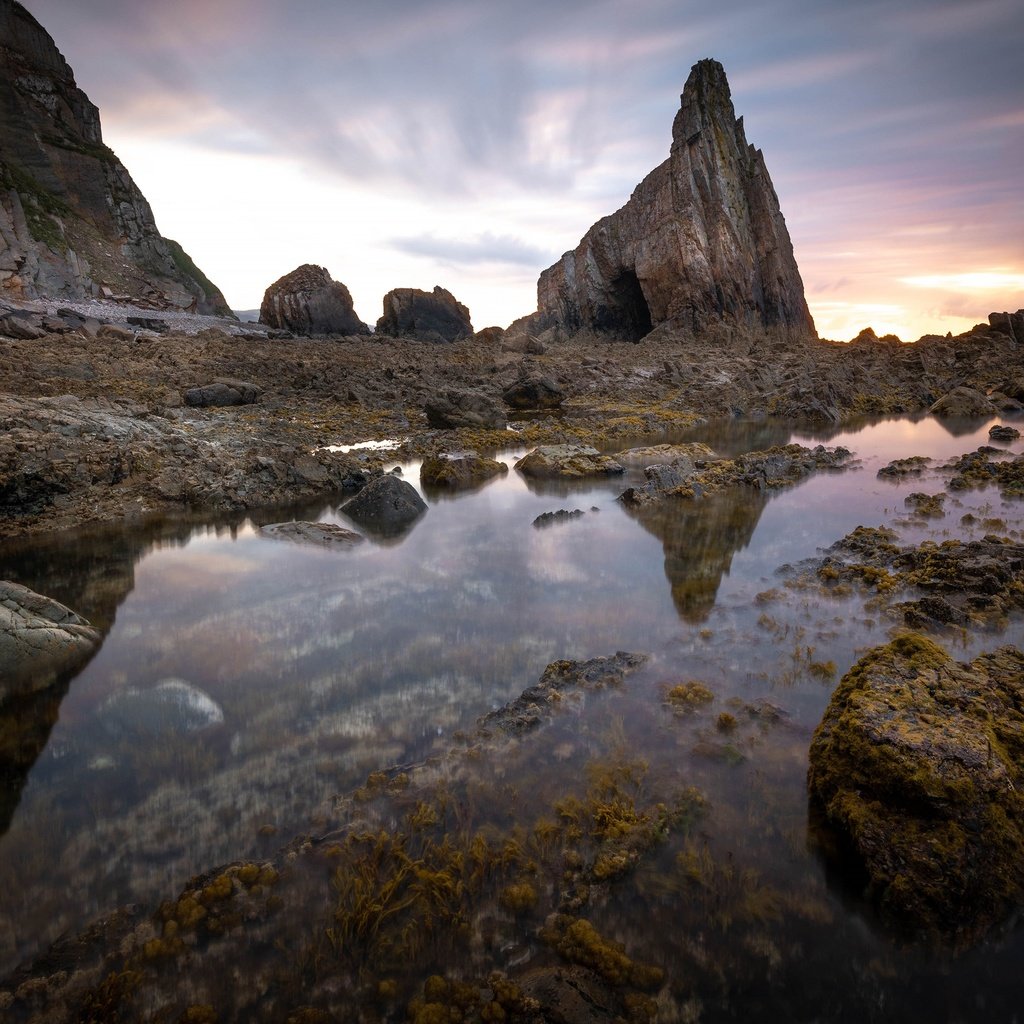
[
  {"left": 0, "top": 0, "right": 230, "bottom": 313},
  {"left": 529, "top": 59, "right": 814, "bottom": 341},
  {"left": 377, "top": 286, "right": 472, "bottom": 342},
  {"left": 259, "top": 264, "right": 369, "bottom": 336}
]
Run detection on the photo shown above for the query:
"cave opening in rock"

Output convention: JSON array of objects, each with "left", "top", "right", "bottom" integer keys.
[{"left": 608, "top": 270, "right": 653, "bottom": 341}]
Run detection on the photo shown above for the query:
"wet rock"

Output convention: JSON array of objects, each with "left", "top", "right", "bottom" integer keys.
[
  {"left": 615, "top": 442, "right": 714, "bottom": 468},
  {"left": 947, "top": 449, "right": 1024, "bottom": 497},
  {"left": 420, "top": 451, "right": 507, "bottom": 489},
  {"left": 515, "top": 444, "right": 625, "bottom": 479},
  {"left": 258, "top": 521, "right": 364, "bottom": 548},
  {"left": 988, "top": 310, "right": 1024, "bottom": 345},
  {"left": 517, "top": 966, "right": 620, "bottom": 1024},
  {"left": 479, "top": 651, "right": 646, "bottom": 734},
  {"left": 903, "top": 491, "right": 945, "bottom": 518},
  {"left": 533, "top": 508, "right": 585, "bottom": 527},
  {"left": 620, "top": 443, "right": 850, "bottom": 506},
  {"left": 929, "top": 387, "right": 996, "bottom": 417},
  {"left": 259, "top": 264, "right": 369, "bottom": 336},
  {"left": 101, "top": 678, "right": 224, "bottom": 737},
  {"left": 808, "top": 635, "right": 1024, "bottom": 942},
  {"left": 502, "top": 374, "right": 564, "bottom": 410},
  {"left": 988, "top": 424, "right": 1021, "bottom": 443},
  {"left": 0, "top": 580, "right": 101, "bottom": 697},
  {"left": 878, "top": 455, "right": 931, "bottom": 478},
  {"left": 184, "top": 379, "right": 261, "bottom": 408},
  {"left": 341, "top": 474, "right": 427, "bottom": 534},
  {"left": 377, "top": 285, "right": 472, "bottom": 342},
  {"left": 424, "top": 389, "right": 506, "bottom": 429}
]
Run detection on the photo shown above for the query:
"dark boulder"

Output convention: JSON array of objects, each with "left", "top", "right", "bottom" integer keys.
[
  {"left": 184, "top": 379, "right": 261, "bottom": 408},
  {"left": 377, "top": 286, "right": 472, "bottom": 342},
  {"left": 420, "top": 452, "right": 508, "bottom": 489},
  {"left": 424, "top": 389, "right": 506, "bottom": 430},
  {"left": 259, "top": 264, "right": 369, "bottom": 336},
  {"left": 341, "top": 474, "right": 427, "bottom": 536},
  {"left": 502, "top": 374, "right": 564, "bottom": 410}
]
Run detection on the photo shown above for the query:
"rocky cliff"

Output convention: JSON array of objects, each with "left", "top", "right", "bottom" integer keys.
[
  {"left": 534, "top": 59, "right": 814, "bottom": 341},
  {"left": 0, "top": 0, "right": 230, "bottom": 313}
]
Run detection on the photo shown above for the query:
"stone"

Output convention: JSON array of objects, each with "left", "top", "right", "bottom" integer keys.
[
  {"left": 376, "top": 285, "right": 472, "bottom": 342},
  {"left": 0, "top": 312, "right": 46, "bottom": 339},
  {"left": 184, "top": 379, "right": 261, "bottom": 408},
  {"left": 341, "top": 474, "right": 427, "bottom": 535},
  {"left": 473, "top": 326, "right": 504, "bottom": 344},
  {"left": 126, "top": 316, "right": 169, "bottom": 333},
  {"left": 100, "top": 678, "right": 224, "bottom": 737},
  {"left": 419, "top": 451, "right": 508, "bottom": 489},
  {"left": 533, "top": 508, "right": 585, "bottom": 527},
  {"left": 988, "top": 310, "right": 1024, "bottom": 345},
  {"left": 614, "top": 442, "right": 715, "bottom": 468},
  {"left": 531, "top": 59, "right": 814, "bottom": 341},
  {"left": 808, "top": 635, "right": 1024, "bottom": 942},
  {"left": 0, "top": 580, "right": 101, "bottom": 697},
  {"left": 258, "top": 264, "right": 369, "bottom": 336},
  {"left": 424, "top": 389, "right": 506, "bottom": 429},
  {"left": 514, "top": 444, "right": 625, "bottom": 479},
  {"left": 989, "top": 424, "right": 1021, "bottom": 443},
  {"left": 97, "top": 324, "right": 135, "bottom": 342},
  {"left": 0, "top": 1, "right": 230, "bottom": 313},
  {"left": 929, "top": 387, "right": 996, "bottom": 417},
  {"left": 502, "top": 373, "right": 564, "bottom": 410},
  {"left": 258, "top": 521, "right": 364, "bottom": 548}
]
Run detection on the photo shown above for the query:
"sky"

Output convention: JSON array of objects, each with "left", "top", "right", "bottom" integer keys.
[{"left": 23, "top": 0, "right": 1024, "bottom": 340}]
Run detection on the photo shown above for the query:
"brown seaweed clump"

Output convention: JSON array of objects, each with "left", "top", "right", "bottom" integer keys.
[{"left": 807, "top": 634, "right": 1024, "bottom": 944}]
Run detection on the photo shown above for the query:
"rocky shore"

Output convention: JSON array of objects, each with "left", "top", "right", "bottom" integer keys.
[{"left": 2, "top": 299, "right": 1021, "bottom": 540}]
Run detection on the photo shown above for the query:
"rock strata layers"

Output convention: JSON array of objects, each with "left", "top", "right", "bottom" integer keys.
[
  {"left": 259, "top": 264, "right": 369, "bottom": 336},
  {"left": 0, "top": 0, "right": 230, "bottom": 313},
  {"left": 532, "top": 59, "right": 814, "bottom": 341},
  {"left": 377, "top": 286, "right": 473, "bottom": 342}
]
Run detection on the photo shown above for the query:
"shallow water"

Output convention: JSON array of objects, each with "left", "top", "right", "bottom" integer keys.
[{"left": 2, "top": 414, "right": 1023, "bottom": 1018}]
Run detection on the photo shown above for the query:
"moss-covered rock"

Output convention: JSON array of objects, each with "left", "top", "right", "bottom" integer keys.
[{"left": 808, "top": 634, "right": 1024, "bottom": 942}]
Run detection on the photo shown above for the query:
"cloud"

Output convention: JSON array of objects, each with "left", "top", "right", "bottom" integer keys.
[{"left": 389, "top": 233, "right": 550, "bottom": 268}]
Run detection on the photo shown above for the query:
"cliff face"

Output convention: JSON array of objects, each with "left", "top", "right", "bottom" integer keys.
[
  {"left": 0, "top": 0, "right": 230, "bottom": 313},
  {"left": 536, "top": 59, "right": 814, "bottom": 340}
]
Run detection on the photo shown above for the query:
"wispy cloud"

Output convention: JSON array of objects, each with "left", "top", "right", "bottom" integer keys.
[{"left": 390, "top": 233, "right": 549, "bottom": 268}]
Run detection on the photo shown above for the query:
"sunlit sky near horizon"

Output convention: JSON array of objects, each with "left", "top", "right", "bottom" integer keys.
[{"left": 23, "top": 0, "right": 1024, "bottom": 341}]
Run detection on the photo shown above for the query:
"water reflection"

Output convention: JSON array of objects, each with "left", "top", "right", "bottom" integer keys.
[{"left": 624, "top": 487, "right": 766, "bottom": 622}]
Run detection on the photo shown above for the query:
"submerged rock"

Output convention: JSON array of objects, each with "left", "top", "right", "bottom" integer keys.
[
  {"left": 479, "top": 651, "right": 647, "bottom": 734},
  {"left": 533, "top": 508, "right": 585, "bottom": 528},
  {"left": 258, "top": 521, "right": 364, "bottom": 548},
  {"left": 0, "top": 580, "right": 101, "bottom": 697},
  {"left": 341, "top": 474, "right": 427, "bottom": 535},
  {"left": 420, "top": 451, "right": 507, "bottom": 489},
  {"left": 515, "top": 444, "right": 625, "bottom": 479},
  {"left": 989, "top": 424, "right": 1021, "bottom": 443},
  {"left": 101, "top": 678, "right": 224, "bottom": 737},
  {"left": 808, "top": 635, "right": 1024, "bottom": 943}
]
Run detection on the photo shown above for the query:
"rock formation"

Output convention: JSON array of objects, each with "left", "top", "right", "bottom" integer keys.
[
  {"left": 377, "top": 285, "right": 473, "bottom": 342},
  {"left": 532, "top": 59, "right": 814, "bottom": 341},
  {"left": 0, "top": 0, "right": 230, "bottom": 313},
  {"left": 259, "top": 264, "right": 369, "bottom": 336}
]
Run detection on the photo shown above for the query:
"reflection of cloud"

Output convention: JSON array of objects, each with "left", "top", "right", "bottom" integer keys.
[{"left": 390, "top": 233, "right": 548, "bottom": 268}]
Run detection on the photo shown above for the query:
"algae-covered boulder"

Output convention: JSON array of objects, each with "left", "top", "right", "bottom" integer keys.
[
  {"left": 515, "top": 445, "right": 624, "bottom": 480},
  {"left": 420, "top": 451, "right": 508, "bottom": 490},
  {"left": 808, "top": 634, "right": 1024, "bottom": 942}
]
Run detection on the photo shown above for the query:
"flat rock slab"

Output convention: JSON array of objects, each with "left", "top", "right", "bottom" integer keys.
[
  {"left": 259, "top": 521, "right": 364, "bottom": 548},
  {"left": 0, "top": 580, "right": 101, "bottom": 697},
  {"left": 614, "top": 442, "right": 715, "bottom": 467},
  {"left": 808, "top": 634, "right": 1024, "bottom": 943},
  {"left": 515, "top": 444, "right": 625, "bottom": 479},
  {"left": 341, "top": 474, "right": 427, "bottom": 536}
]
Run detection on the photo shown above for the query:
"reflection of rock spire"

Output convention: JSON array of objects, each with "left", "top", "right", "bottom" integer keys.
[{"left": 624, "top": 488, "right": 766, "bottom": 623}]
